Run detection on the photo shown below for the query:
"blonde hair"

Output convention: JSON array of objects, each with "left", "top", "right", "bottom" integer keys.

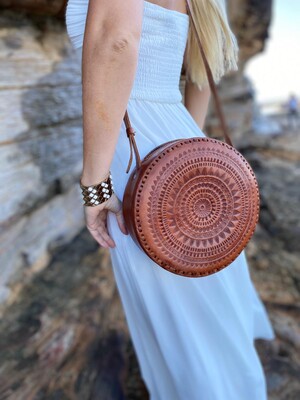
[{"left": 185, "top": 0, "right": 239, "bottom": 88}]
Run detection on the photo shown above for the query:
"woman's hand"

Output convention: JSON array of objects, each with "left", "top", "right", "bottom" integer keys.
[{"left": 84, "top": 193, "right": 128, "bottom": 248}]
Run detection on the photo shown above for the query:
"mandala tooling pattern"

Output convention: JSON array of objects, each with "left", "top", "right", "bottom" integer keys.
[{"left": 134, "top": 138, "right": 260, "bottom": 277}]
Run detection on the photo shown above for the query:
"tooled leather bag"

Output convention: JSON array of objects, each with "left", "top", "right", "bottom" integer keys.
[{"left": 121, "top": 0, "right": 260, "bottom": 277}]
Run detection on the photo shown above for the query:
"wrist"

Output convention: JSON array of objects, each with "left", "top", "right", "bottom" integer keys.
[
  {"left": 80, "top": 170, "right": 110, "bottom": 187},
  {"left": 79, "top": 171, "right": 114, "bottom": 207}
]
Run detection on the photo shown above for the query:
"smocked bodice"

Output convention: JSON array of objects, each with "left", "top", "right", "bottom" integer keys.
[{"left": 65, "top": 1, "right": 189, "bottom": 103}]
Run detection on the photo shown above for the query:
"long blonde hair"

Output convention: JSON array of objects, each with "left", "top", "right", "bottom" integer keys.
[{"left": 185, "top": 0, "right": 239, "bottom": 88}]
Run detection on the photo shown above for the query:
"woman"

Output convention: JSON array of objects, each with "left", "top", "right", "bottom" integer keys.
[{"left": 65, "top": 1, "right": 275, "bottom": 398}]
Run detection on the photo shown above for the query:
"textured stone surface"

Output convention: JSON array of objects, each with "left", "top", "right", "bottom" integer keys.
[
  {"left": 0, "top": 0, "right": 273, "bottom": 307},
  {"left": 0, "top": 185, "right": 84, "bottom": 306},
  {"left": 0, "top": 229, "right": 148, "bottom": 399},
  {"left": 2, "top": 1, "right": 299, "bottom": 400},
  {"left": 245, "top": 127, "right": 300, "bottom": 400},
  {"left": 0, "top": 196, "right": 299, "bottom": 399},
  {"left": 0, "top": 0, "right": 66, "bottom": 16},
  {"left": 242, "top": 130, "right": 300, "bottom": 307},
  {"left": 229, "top": 0, "right": 272, "bottom": 64},
  {"left": 0, "top": 11, "right": 84, "bottom": 307},
  {"left": 207, "top": 0, "right": 272, "bottom": 138}
]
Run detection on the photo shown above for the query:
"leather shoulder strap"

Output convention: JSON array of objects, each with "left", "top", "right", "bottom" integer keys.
[
  {"left": 123, "top": 0, "right": 233, "bottom": 173},
  {"left": 185, "top": 0, "right": 232, "bottom": 146}
]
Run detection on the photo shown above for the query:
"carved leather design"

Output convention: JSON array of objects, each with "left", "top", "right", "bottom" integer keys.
[
  {"left": 121, "top": 0, "right": 260, "bottom": 277},
  {"left": 122, "top": 138, "right": 260, "bottom": 277}
]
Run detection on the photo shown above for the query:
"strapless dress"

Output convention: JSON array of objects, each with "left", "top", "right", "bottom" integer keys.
[{"left": 65, "top": 2, "right": 275, "bottom": 399}]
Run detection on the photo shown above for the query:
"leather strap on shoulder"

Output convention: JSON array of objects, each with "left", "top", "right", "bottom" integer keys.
[
  {"left": 123, "top": 0, "right": 233, "bottom": 173},
  {"left": 185, "top": 0, "right": 232, "bottom": 146}
]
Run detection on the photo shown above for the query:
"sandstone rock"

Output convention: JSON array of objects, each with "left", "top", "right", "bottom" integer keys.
[
  {"left": 0, "top": 0, "right": 274, "bottom": 305},
  {"left": 0, "top": 11, "right": 85, "bottom": 305},
  {"left": 228, "top": 0, "right": 273, "bottom": 65},
  {"left": 2, "top": 1, "right": 299, "bottom": 400},
  {"left": 0, "top": 184, "right": 85, "bottom": 307},
  {"left": 244, "top": 128, "right": 300, "bottom": 400},
  {"left": 0, "top": 229, "right": 148, "bottom": 400},
  {"left": 0, "top": 0, "right": 66, "bottom": 16}
]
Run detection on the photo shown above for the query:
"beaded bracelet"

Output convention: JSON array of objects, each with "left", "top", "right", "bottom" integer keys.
[{"left": 80, "top": 171, "right": 114, "bottom": 207}]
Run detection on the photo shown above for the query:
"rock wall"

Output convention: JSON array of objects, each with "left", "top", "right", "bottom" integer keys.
[
  {"left": 3, "top": 2, "right": 299, "bottom": 400},
  {"left": 1, "top": 128, "right": 299, "bottom": 399},
  {"left": 0, "top": 0, "right": 66, "bottom": 16},
  {"left": 0, "top": 11, "right": 84, "bottom": 305},
  {"left": 208, "top": 0, "right": 273, "bottom": 138},
  {"left": 242, "top": 129, "right": 300, "bottom": 399},
  {"left": 0, "top": 0, "right": 273, "bottom": 307}
]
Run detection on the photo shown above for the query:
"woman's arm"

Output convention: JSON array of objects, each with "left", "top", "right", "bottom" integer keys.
[
  {"left": 81, "top": 0, "right": 143, "bottom": 186},
  {"left": 80, "top": 0, "right": 143, "bottom": 249},
  {"left": 182, "top": 49, "right": 211, "bottom": 130},
  {"left": 184, "top": 81, "right": 210, "bottom": 130}
]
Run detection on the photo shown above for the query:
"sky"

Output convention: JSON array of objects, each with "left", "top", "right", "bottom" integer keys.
[{"left": 245, "top": 0, "right": 300, "bottom": 104}]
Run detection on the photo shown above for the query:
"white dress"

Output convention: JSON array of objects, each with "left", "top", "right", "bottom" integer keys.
[{"left": 65, "top": 1, "right": 276, "bottom": 399}]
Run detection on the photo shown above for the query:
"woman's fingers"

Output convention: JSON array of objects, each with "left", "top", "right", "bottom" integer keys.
[
  {"left": 98, "top": 222, "right": 116, "bottom": 248},
  {"left": 115, "top": 209, "right": 128, "bottom": 235},
  {"left": 84, "top": 193, "right": 128, "bottom": 248},
  {"left": 94, "top": 210, "right": 116, "bottom": 248},
  {"left": 86, "top": 211, "right": 114, "bottom": 248},
  {"left": 87, "top": 226, "right": 110, "bottom": 248}
]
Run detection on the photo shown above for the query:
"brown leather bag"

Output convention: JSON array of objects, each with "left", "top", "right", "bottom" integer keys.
[{"left": 121, "top": 0, "right": 260, "bottom": 277}]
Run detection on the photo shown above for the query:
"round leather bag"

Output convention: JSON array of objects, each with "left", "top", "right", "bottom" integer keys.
[
  {"left": 121, "top": 0, "right": 260, "bottom": 277},
  {"left": 122, "top": 137, "right": 260, "bottom": 277}
]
